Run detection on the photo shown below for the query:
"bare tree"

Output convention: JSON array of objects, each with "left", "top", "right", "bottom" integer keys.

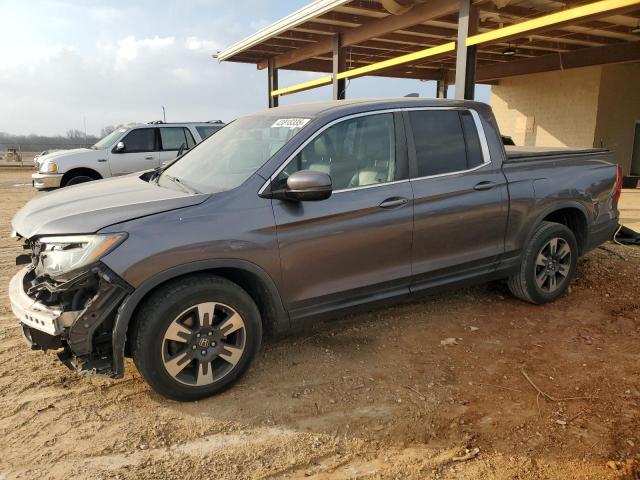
[{"left": 66, "top": 129, "right": 85, "bottom": 140}]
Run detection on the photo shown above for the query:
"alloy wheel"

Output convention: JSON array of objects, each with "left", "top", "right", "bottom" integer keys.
[
  {"left": 534, "top": 237, "right": 571, "bottom": 293},
  {"left": 161, "top": 302, "right": 246, "bottom": 386}
]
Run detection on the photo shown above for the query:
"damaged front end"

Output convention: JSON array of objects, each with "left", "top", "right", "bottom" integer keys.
[{"left": 9, "top": 233, "right": 132, "bottom": 377}]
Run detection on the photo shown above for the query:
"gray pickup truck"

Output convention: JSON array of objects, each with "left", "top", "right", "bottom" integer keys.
[{"left": 9, "top": 99, "right": 621, "bottom": 401}]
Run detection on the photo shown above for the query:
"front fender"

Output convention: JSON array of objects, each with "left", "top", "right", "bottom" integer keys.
[
  {"left": 56, "top": 152, "right": 111, "bottom": 178},
  {"left": 110, "top": 258, "right": 289, "bottom": 378}
]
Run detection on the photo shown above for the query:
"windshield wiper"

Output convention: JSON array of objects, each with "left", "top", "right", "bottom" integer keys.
[
  {"left": 151, "top": 166, "right": 163, "bottom": 184},
  {"left": 161, "top": 174, "right": 202, "bottom": 194},
  {"left": 174, "top": 177, "right": 202, "bottom": 194}
]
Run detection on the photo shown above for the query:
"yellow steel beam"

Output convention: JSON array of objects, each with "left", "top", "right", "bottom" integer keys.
[
  {"left": 336, "top": 42, "right": 455, "bottom": 80},
  {"left": 271, "top": 42, "right": 455, "bottom": 96},
  {"left": 466, "top": 0, "right": 640, "bottom": 46},
  {"left": 271, "top": 75, "right": 332, "bottom": 96}
]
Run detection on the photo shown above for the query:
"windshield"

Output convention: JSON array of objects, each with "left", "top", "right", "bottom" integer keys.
[
  {"left": 92, "top": 128, "right": 127, "bottom": 150},
  {"left": 158, "top": 115, "right": 310, "bottom": 193}
]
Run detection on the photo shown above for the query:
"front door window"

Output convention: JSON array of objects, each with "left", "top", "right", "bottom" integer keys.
[
  {"left": 121, "top": 128, "right": 156, "bottom": 153},
  {"left": 276, "top": 113, "right": 397, "bottom": 191}
]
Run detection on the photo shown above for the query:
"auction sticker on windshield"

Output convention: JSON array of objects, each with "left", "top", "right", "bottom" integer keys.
[{"left": 271, "top": 118, "right": 310, "bottom": 129}]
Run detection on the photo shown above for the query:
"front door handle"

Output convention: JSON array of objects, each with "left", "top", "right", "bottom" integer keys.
[
  {"left": 474, "top": 181, "right": 497, "bottom": 191},
  {"left": 145, "top": 155, "right": 154, "bottom": 160},
  {"left": 379, "top": 197, "right": 409, "bottom": 209}
]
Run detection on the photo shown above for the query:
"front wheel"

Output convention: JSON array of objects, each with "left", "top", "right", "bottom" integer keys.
[
  {"left": 131, "top": 275, "right": 262, "bottom": 401},
  {"left": 507, "top": 221, "right": 578, "bottom": 304},
  {"left": 64, "top": 175, "right": 95, "bottom": 186}
]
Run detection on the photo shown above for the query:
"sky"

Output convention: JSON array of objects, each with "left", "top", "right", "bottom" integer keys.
[{"left": 0, "top": 0, "right": 490, "bottom": 137}]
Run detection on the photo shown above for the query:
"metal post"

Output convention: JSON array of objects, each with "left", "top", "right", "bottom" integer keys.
[
  {"left": 436, "top": 70, "right": 448, "bottom": 98},
  {"left": 268, "top": 58, "right": 279, "bottom": 108},
  {"left": 465, "top": 5, "right": 478, "bottom": 100},
  {"left": 454, "top": 0, "right": 478, "bottom": 100},
  {"left": 332, "top": 34, "right": 346, "bottom": 100}
]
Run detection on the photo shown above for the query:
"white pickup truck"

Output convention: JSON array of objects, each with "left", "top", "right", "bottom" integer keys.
[{"left": 32, "top": 121, "right": 224, "bottom": 189}]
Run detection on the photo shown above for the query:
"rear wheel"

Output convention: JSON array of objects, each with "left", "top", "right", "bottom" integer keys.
[
  {"left": 131, "top": 275, "right": 262, "bottom": 401},
  {"left": 507, "top": 221, "right": 578, "bottom": 304}
]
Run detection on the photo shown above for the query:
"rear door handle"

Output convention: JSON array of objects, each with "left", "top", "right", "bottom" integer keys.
[
  {"left": 379, "top": 197, "right": 409, "bottom": 209},
  {"left": 474, "top": 181, "right": 497, "bottom": 191},
  {"left": 145, "top": 155, "right": 154, "bottom": 160}
]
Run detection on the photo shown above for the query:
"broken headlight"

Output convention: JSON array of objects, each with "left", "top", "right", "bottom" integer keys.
[{"left": 37, "top": 233, "right": 127, "bottom": 277}]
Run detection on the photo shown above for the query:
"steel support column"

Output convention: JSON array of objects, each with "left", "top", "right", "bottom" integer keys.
[
  {"left": 268, "top": 58, "right": 279, "bottom": 108},
  {"left": 436, "top": 69, "right": 448, "bottom": 98},
  {"left": 454, "top": 0, "right": 478, "bottom": 100},
  {"left": 332, "top": 34, "right": 346, "bottom": 100}
]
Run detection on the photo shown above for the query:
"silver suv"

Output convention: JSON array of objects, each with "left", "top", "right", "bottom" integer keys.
[{"left": 32, "top": 121, "right": 224, "bottom": 189}]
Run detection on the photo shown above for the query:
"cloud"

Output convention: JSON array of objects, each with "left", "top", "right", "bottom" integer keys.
[
  {"left": 0, "top": 31, "right": 269, "bottom": 135},
  {"left": 170, "top": 67, "right": 197, "bottom": 84},
  {"left": 114, "top": 35, "right": 175, "bottom": 70},
  {"left": 88, "top": 7, "right": 125, "bottom": 22},
  {"left": 185, "top": 36, "right": 221, "bottom": 52},
  {"left": 0, "top": 0, "right": 332, "bottom": 136}
]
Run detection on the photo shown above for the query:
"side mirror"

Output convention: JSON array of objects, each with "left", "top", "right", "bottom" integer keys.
[
  {"left": 283, "top": 170, "right": 332, "bottom": 201},
  {"left": 115, "top": 141, "right": 125, "bottom": 153}
]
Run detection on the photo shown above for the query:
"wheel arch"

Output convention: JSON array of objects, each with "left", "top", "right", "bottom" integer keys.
[
  {"left": 527, "top": 202, "right": 589, "bottom": 255},
  {"left": 111, "top": 259, "right": 290, "bottom": 378},
  {"left": 61, "top": 167, "right": 102, "bottom": 186}
]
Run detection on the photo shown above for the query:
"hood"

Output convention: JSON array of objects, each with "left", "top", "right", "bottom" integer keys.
[
  {"left": 12, "top": 174, "right": 208, "bottom": 238},
  {"left": 40, "top": 148, "right": 95, "bottom": 161},
  {"left": 35, "top": 148, "right": 102, "bottom": 168}
]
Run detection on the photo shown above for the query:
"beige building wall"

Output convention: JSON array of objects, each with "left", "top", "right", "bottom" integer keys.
[
  {"left": 490, "top": 66, "right": 602, "bottom": 148},
  {"left": 490, "top": 63, "right": 640, "bottom": 175},
  {"left": 593, "top": 63, "right": 640, "bottom": 175}
]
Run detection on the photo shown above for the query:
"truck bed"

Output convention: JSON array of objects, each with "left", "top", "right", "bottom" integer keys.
[{"left": 505, "top": 145, "right": 609, "bottom": 162}]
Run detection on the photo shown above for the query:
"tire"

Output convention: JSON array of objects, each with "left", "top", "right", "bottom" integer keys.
[
  {"left": 131, "top": 274, "right": 262, "bottom": 401},
  {"left": 507, "top": 221, "right": 578, "bottom": 304},
  {"left": 64, "top": 175, "right": 95, "bottom": 186}
]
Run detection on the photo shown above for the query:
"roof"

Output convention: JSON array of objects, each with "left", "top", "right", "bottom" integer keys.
[
  {"left": 216, "top": 0, "right": 351, "bottom": 62},
  {"left": 216, "top": 0, "right": 640, "bottom": 83},
  {"left": 242, "top": 97, "right": 490, "bottom": 119}
]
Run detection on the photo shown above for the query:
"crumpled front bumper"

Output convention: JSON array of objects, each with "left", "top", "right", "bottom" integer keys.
[
  {"left": 9, "top": 267, "right": 79, "bottom": 337},
  {"left": 9, "top": 265, "right": 132, "bottom": 376}
]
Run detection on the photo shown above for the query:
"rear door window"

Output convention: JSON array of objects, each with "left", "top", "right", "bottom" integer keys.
[
  {"left": 408, "top": 110, "right": 485, "bottom": 177},
  {"left": 160, "top": 127, "right": 193, "bottom": 151}
]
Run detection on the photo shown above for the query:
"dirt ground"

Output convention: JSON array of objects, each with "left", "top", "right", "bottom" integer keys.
[{"left": 0, "top": 168, "right": 638, "bottom": 480}]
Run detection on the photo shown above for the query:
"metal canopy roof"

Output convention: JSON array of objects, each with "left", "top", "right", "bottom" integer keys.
[{"left": 216, "top": 0, "right": 640, "bottom": 86}]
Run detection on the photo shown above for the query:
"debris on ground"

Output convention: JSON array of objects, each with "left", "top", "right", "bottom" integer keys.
[{"left": 452, "top": 447, "right": 480, "bottom": 462}]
